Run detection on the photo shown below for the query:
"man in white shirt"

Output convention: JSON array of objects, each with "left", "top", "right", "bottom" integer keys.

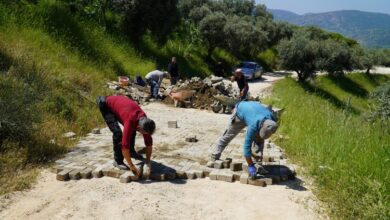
[{"left": 145, "top": 70, "right": 169, "bottom": 99}]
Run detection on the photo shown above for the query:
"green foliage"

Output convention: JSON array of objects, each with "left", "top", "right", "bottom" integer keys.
[
  {"left": 121, "top": 0, "right": 180, "bottom": 44},
  {"left": 368, "top": 82, "right": 390, "bottom": 131},
  {"left": 198, "top": 12, "right": 227, "bottom": 57},
  {"left": 277, "top": 31, "right": 319, "bottom": 81},
  {"left": 269, "top": 74, "right": 390, "bottom": 219}
]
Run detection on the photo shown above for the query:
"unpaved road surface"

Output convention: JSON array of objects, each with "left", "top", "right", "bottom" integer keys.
[{"left": 0, "top": 77, "right": 322, "bottom": 220}]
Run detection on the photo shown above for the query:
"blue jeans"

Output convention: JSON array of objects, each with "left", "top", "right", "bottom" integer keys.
[{"left": 147, "top": 80, "right": 159, "bottom": 98}]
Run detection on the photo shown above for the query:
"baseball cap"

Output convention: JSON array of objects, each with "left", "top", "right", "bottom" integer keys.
[{"left": 259, "top": 119, "right": 278, "bottom": 139}]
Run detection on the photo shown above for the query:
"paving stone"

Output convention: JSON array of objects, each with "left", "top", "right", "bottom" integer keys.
[
  {"left": 264, "top": 178, "right": 273, "bottom": 185},
  {"left": 194, "top": 170, "right": 204, "bottom": 178},
  {"left": 202, "top": 168, "right": 212, "bottom": 177},
  {"left": 175, "top": 170, "right": 187, "bottom": 179},
  {"left": 185, "top": 170, "right": 196, "bottom": 179},
  {"left": 240, "top": 173, "right": 249, "bottom": 184},
  {"left": 217, "top": 172, "right": 233, "bottom": 182},
  {"left": 233, "top": 173, "right": 241, "bottom": 181},
  {"left": 262, "top": 155, "right": 274, "bottom": 162},
  {"left": 92, "top": 128, "right": 101, "bottom": 134},
  {"left": 185, "top": 136, "right": 198, "bottom": 143},
  {"left": 120, "top": 172, "right": 132, "bottom": 183},
  {"left": 55, "top": 159, "right": 71, "bottom": 166},
  {"left": 248, "top": 178, "right": 266, "bottom": 187},
  {"left": 242, "top": 163, "right": 248, "bottom": 171},
  {"left": 223, "top": 158, "right": 232, "bottom": 169},
  {"left": 103, "top": 167, "right": 125, "bottom": 178},
  {"left": 69, "top": 170, "right": 81, "bottom": 180},
  {"left": 168, "top": 121, "right": 178, "bottom": 128},
  {"left": 80, "top": 168, "right": 92, "bottom": 179},
  {"left": 213, "top": 160, "right": 224, "bottom": 169},
  {"left": 209, "top": 171, "right": 218, "bottom": 180},
  {"left": 56, "top": 169, "right": 72, "bottom": 181},
  {"left": 206, "top": 161, "right": 214, "bottom": 168},
  {"left": 92, "top": 167, "right": 103, "bottom": 178},
  {"left": 230, "top": 162, "right": 243, "bottom": 171}
]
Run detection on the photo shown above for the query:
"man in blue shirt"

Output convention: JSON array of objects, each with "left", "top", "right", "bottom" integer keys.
[{"left": 211, "top": 101, "right": 278, "bottom": 177}]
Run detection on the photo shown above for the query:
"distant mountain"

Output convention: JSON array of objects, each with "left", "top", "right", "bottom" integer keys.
[{"left": 269, "top": 9, "right": 390, "bottom": 48}]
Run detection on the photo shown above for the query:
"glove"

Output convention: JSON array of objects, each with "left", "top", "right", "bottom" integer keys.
[{"left": 248, "top": 164, "right": 257, "bottom": 177}]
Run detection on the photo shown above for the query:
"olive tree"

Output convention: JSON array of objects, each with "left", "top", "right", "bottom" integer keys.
[{"left": 198, "top": 12, "right": 227, "bottom": 58}]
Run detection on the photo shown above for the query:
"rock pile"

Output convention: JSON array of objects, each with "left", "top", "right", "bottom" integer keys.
[{"left": 107, "top": 75, "right": 241, "bottom": 111}]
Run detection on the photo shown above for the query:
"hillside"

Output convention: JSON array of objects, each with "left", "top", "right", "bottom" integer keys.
[{"left": 269, "top": 9, "right": 390, "bottom": 48}]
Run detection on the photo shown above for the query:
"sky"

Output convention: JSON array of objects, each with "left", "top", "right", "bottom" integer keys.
[{"left": 256, "top": 0, "right": 390, "bottom": 15}]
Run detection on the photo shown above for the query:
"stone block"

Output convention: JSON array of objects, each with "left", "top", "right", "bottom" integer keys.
[
  {"left": 56, "top": 169, "right": 72, "bottom": 181},
  {"left": 248, "top": 178, "right": 266, "bottom": 187},
  {"left": 120, "top": 172, "right": 132, "bottom": 183},
  {"left": 240, "top": 173, "right": 249, "bottom": 184},
  {"left": 264, "top": 178, "right": 273, "bottom": 185},
  {"left": 92, "top": 128, "right": 101, "bottom": 134},
  {"left": 202, "top": 168, "right": 212, "bottom": 177},
  {"left": 230, "top": 162, "right": 242, "bottom": 171},
  {"left": 242, "top": 163, "right": 248, "bottom": 171},
  {"left": 103, "top": 167, "right": 124, "bottom": 178},
  {"left": 185, "top": 170, "right": 196, "bottom": 179},
  {"left": 223, "top": 158, "right": 232, "bottom": 169},
  {"left": 185, "top": 136, "right": 198, "bottom": 143},
  {"left": 262, "top": 155, "right": 275, "bottom": 162},
  {"left": 194, "top": 170, "right": 204, "bottom": 178},
  {"left": 69, "top": 170, "right": 81, "bottom": 180},
  {"left": 176, "top": 170, "right": 187, "bottom": 179},
  {"left": 209, "top": 171, "right": 218, "bottom": 180},
  {"left": 233, "top": 173, "right": 241, "bottom": 182},
  {"left": 80, "top": 168, "right": 92, "bottom": 179},
  {"left": 168, "top": 121, "right": 178, "bottom": 128},
  {"left": 206, "top": 161, "right": 214, "bottom": 168},
  {"left": 213, "top": 160, "right": 224, "bottom": 169},
  {"left": 217, "top": 172, "right": 233, "bottom": 182},
  {"left": 92, "top": 167, "right": 103, "bottom": 178}
]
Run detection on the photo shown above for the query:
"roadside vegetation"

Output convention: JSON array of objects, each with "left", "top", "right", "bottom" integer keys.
[
  {"left": 1, "top": 0, "right": 390, "bottom": 219},
  {"left": 269, "top": 73, "right": 390, "bottom": 219}
]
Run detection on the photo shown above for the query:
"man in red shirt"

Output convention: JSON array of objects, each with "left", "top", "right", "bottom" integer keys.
[{"left": 97, "top": 95, "right": 155, "bottom": 176}]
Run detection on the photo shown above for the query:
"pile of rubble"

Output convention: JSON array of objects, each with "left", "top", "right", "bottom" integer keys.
[{"left": 106, "top": 75, "right": 243, "bottom": 113}]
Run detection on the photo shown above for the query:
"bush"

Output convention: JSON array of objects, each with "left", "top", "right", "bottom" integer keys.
[{"left": 368, "top": 81, "right": 390, "bottom": 132}]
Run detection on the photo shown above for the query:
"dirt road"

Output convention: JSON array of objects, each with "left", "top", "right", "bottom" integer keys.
[{"left": 0, "top": 76, "right": 322, "bottom": 220}]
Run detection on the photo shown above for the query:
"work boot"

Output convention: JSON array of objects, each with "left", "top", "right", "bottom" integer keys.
[{"left": 113, "top": 161, "right": 129, "bottom": 170}]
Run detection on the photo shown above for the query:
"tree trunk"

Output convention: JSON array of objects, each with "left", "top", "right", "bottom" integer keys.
[
  {"left": 366, "top": 68, "right": 371, "bottom": 75},
  {"left": 297, "top": 71, "right": 304, "bottom": 82}
]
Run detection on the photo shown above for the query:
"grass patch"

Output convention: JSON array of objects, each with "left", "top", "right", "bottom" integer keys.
[{"left": 268, "top": 73, "right": 390, "bottom": 219}]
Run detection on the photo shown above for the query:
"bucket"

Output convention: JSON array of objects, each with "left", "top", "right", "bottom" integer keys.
[{"left": 118, "top": 76, "right": 129, "bottom": 87}]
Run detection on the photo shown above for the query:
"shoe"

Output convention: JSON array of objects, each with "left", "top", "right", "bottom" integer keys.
[{"left": 113, "top": 161, "right": 129, "bottom": 170}]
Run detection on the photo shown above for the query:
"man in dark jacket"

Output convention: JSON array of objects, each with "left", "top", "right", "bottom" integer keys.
[
  {"left": 168, "top": 57, "right": 179, "bottom": 85},
  {"left": 96, "top": 95, "right": 155, "bottom": 176},
  {"left": 231, "top": 69, "right": 249, "bottom": 100}
]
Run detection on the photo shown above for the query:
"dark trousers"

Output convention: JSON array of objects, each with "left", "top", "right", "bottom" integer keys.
[
  {"left": 170, "top": 76, "right": 178, "bottom": 85},
  {"left": 96, "top": 96, "right": 137, "bottom": 163}
]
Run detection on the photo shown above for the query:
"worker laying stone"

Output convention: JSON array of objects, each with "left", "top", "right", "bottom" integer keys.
[
  {"left": 211, "top": 101, "right": 278, "bottom": 178},
  {"left": 96, "top": 95, "right": 155, "bottom": 177},
  {"left": 145, "top": 70, "right": 169, "bottom": 99}
]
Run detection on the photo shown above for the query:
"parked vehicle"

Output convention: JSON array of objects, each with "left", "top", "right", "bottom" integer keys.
[{"left": 233, "top": 61, "right": 264, "bottom": 80}]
